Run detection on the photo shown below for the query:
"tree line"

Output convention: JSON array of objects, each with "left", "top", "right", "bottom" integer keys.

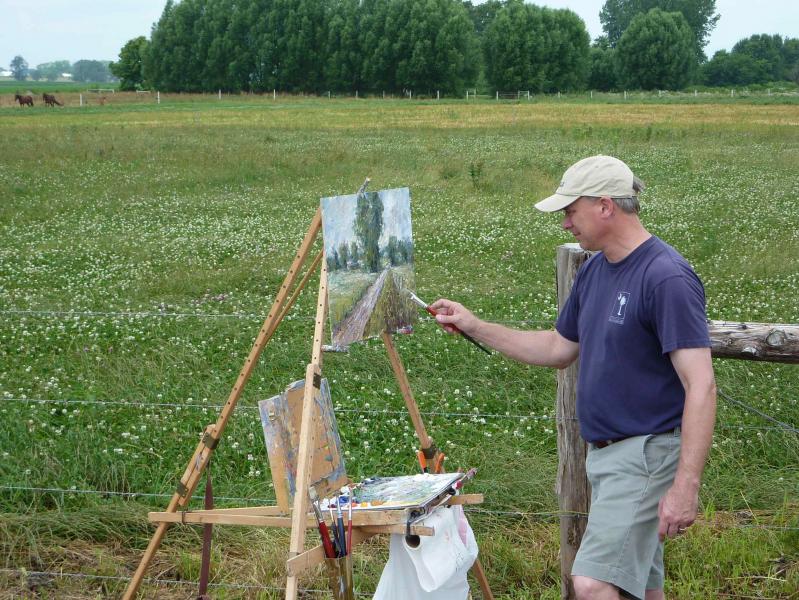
[
  {"left": 106, "top": 0, "right": 798, "bottom": 94},
  {"left": 7, "top": 56, "right": 115, "bottom": 83}
]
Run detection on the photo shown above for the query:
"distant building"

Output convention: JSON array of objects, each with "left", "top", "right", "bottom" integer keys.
[
  {"left": 61, "top": 73, "right": 73, "bottom": 79},
  {"left": 0, "top": 69, "right": 12, "bottom": 78}
]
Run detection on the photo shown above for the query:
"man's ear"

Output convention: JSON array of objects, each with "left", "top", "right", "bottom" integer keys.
[{"left": 598, "top": 196, "right": 615, "bottom": 217}]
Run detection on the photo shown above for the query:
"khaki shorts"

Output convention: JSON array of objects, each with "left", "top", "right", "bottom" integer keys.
[{"left": 572, "top": 429, "right": 681, "bottom": 600}]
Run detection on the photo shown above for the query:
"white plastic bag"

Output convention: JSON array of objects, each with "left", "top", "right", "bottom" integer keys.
[{"left": 373, "top": 505, "right": 478, "bottom": 600}]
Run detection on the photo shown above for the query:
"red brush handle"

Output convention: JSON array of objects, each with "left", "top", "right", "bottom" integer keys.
[{"left": 318, "top": 521, "right": 336, "bottom": 558}]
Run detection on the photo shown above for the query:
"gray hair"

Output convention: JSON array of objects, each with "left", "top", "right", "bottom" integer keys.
[{"left": 588, "top": 176, "right": 645, "bottom": 214}]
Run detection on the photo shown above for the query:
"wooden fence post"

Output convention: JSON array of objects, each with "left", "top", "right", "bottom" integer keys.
[{"left": 555, "top": 243, "right": 591, "bottom": 600}]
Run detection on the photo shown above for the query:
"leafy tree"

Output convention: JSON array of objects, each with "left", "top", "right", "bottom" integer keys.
[
  {"left": 10, "top": 56, "right": 28, "bottom": 80},
  {"left": 589, "top": 37, "right": 618, "bottom": 91},
  {"left": 73, "top": 60, "right": 112, "bottom": 83},
  {"left": 600, "top": 0, "right": 718, "bottom": 58},
  {"left": 463, "top": 0, "right": 503, "bottom": 37},
  {"left": 111, "top": 36, "right": 150, "bottom": 89},
  {"left": 616, "top": 9, "right": 696, "bottom": 90},
  {"left": 354, "top": 192, "right": 383, "bottom": 273},
  {"left": 36, "top": 60, "right": 71, "bottom": 81},
  {"left": 732, "top": 34, "right": 786, "bottom": 82},
  {"left": 29, "top": 68, "right": 42, "bottom": 81},
  {"left": 483, "top": 0, "right": 589, "bottom": 93},
  {"left": 324, "top": 0, "right": 362, "bottom": 92},
  {"left": 702, "top": 50, "right": 769, "bottom": 86}
]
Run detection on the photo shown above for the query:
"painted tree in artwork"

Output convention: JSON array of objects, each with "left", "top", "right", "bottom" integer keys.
[
  {"left": 354, "top": 192, "right": 383, "bottom": 273},
  {"left": 338, "top": 242, "right": 350, "bottom": 269}
]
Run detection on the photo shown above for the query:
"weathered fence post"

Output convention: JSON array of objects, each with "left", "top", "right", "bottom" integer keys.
[{"left": 555, "top": 243, "right": 592, "bottom": 600}]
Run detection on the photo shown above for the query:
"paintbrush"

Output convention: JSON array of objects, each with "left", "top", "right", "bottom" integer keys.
[
  {"left": 308, "top": 488, "right": 336, "bottom": 559},
  {"left": 404, "top": 289, "right": 491, "bottom": 354},
  {"left": 347, "top": 494, "right": 353, "bottom": 556},
  {"left": 335, "top": 495, "right": 347, "bottom": 558}
]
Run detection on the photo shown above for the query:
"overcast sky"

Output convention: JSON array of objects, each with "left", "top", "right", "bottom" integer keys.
[{"left": 2, "top": 0, "right": 798, "bottom": 68}]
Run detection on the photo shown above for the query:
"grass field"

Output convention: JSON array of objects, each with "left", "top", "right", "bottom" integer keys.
[{"left": 0, "top": 93, "right": 797, "bottom": 598}]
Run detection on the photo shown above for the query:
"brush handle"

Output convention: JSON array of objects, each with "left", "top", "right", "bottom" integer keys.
[
  {"left": 425, "top": 307, "right": 491, "bottom": 354},
  {"left": 318, "top": 522, "right": 336, "bottom": 558}
]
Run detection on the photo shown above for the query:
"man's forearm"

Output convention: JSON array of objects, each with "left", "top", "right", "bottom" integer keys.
[
  {"left": 674, "top": 381, "right": 717, "bottom": 490},
  {"left": 472, "top": 321, "right": 575, "bottom": 368}
]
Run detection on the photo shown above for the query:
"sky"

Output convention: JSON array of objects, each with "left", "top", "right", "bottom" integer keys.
[{"left": 1, "top": 0, "right": 798, "bottom": 68}]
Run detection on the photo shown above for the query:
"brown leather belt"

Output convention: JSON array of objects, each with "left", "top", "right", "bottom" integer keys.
[{"left": 593, "top": 437, "right": 626, "bottom": 449}]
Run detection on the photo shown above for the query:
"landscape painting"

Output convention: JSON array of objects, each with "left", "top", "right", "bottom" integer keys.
[{"left": 321, "top": 187, "right": 417, "bottom": 347}]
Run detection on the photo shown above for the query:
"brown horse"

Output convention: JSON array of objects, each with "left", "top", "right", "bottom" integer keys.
[
  {"left": 43, "top": 93, "right": 63, "bottom": 107},
  {"left": 14, "top": 93, "right": 34, "bottom": 107}
]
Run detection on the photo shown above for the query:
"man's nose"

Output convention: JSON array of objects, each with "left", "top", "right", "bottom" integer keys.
[{"left": 562, "top": 216, "right": 572, "bottom": 229}]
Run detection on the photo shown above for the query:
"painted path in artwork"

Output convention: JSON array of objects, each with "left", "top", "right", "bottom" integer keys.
[{"left": 333, "top": 268, "right": 390, "bottom": 346}]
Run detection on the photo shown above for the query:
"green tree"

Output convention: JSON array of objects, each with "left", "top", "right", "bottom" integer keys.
[
  {"left": 111, "top": 37, "right": 150, "bottom": 90},
  {"left": 616, "top": 9, "right": 696, "bottom": 90},
  {"left": 483, "top": 0, "right": 589, "bottom": 93},
  {"left": 36, "top": 60, "right": 71, "bottom": 81},
  {"left": 463, "top": 0, "right": 503, "bottom": 37},
  {"left": 73, "top": 60, "right": 112, "bottom": 83},
  {"left": 588, "top": 36, "right": 618, "bottom": 91},
  {"left": 732, "top": 34, "right": 786, "bottom": 82},
  {"left": 600, "top": 0, "right": 718, "bottom": 59},
  {"left": 354, "top": 192, "right": 383, "bottom": 273},
  {"left": 10, "top": 55, "right": 28, "bottom": 80},
  {"left": 702, "top": 50, "right": 769, "bottom": 86}
]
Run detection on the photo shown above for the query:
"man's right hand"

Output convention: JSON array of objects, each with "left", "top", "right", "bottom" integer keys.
[{"left": 428, "top": 298, "right": 480, "bottom": 336}]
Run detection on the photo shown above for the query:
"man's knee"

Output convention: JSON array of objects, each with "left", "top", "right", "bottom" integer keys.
[{"left": 572, "top": 575, "right": 620, "bottom": 600}]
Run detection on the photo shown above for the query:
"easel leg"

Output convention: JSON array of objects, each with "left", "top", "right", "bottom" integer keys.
[
  {"left": 286, "top": 265, "right": 329, "bottom": 600},
  {"left": 123, "top": 210, "right": 323, "bottom": 599},
  {"left": 382, "top": 331, "right": 495, "bottom": 599}
]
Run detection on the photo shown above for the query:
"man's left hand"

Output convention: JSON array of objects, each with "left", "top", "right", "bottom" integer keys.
[{"left": 658, "top": 482, "right": 698, "bottom": 541}]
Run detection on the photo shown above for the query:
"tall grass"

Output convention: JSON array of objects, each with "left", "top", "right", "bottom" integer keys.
[{"left": 0, "top": 95, "right": 797, "bottom": 598}]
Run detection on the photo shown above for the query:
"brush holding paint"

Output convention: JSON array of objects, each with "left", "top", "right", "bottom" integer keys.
[{"left": 404, "top": 289, "right": 491, "bottom": 354}]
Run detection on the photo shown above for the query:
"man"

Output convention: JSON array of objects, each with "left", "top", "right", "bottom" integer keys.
[{"left": 431, "top": 155, "right": 716, "bottom": 600}]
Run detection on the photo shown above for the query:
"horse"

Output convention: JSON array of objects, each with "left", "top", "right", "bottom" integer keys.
[
  {"left": 43, "top": 93, "right": 62, "bottom": 107},
  {"left": 14, "top": 93, "right": 33, "bottom": 107}
]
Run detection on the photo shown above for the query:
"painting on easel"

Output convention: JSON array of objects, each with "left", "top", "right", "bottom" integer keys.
[{"left": 321, "top": 187, "right": 417, "bottom": 347}]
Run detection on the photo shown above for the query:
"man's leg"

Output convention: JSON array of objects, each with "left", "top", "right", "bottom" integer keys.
[
  {"left": 644, "top": 590, "right": 665, "bottom": 600},
  {"left": 573, "top": 575, "right": 621, "bottom": 600},
  {"left": 572, "top": 433, "right": 681, "bottom": 600}
]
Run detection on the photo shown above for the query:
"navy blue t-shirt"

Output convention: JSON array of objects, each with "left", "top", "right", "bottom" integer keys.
[{"left": 555, "top": 236, "right": 710, "bottom": 443}]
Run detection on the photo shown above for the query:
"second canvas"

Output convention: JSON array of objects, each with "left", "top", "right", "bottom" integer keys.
[{"left": 321, "top": 187, "right": 417, "bottom": 347}]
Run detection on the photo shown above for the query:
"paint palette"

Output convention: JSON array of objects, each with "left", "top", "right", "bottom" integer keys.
[{"left": 348, "top": 473, "right": 464, "bottom": 511}]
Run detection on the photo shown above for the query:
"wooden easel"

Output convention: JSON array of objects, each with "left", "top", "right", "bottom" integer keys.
[{"left": 123, "top": 193, "right": 495, "bottom": 600}]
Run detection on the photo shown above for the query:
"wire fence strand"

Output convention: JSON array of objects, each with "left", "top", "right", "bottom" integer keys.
[{"left": 2, "top": 395, "right": 796, "bottom": 432}]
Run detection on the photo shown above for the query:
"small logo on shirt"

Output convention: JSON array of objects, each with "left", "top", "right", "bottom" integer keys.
[{"left": 609, "top": 291, "right": 630, "bottom": 324}]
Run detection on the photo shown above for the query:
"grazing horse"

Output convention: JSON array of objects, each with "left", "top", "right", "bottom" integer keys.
[
  {"left": 43, "top": 93, "right": 63, "bottom": 107},
  {"left": 14, "top": 93, "right": 34, "bottom": 107}
]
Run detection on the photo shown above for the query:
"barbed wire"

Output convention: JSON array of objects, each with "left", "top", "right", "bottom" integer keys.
[
  {"left": 717, "top": 387, "right": 799, "bottom": 435},
  {"left": 0, "top": 568, "right": 355, "bottom": 596},
  {"left": 0, "top": 396, "right": 560, "bottom": 421},
  {"left": 2, "top": 396, "right": 796, "bottom": 432},
  {"left": 0, "top": 308, "right": 556, "bottom": 326}
]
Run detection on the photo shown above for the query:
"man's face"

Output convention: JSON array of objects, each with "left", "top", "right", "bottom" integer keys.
[{"left": 561, "top": 196, "right": 601, "bottom": 250}]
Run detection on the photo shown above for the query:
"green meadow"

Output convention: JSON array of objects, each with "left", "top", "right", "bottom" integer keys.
[{"left": 0, "top": 95, "right": 797, "bottom": 598}]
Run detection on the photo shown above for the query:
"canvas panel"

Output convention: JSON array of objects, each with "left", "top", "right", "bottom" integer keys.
[
  {"left": 259, "top": 378, "right": 347, "bottom": 511},
  {"left": 321, "top": 187, "right": 417, "bottom": 347}
]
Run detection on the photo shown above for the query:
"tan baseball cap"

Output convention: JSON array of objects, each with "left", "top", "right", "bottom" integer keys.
[{"left": 535, "top": 155, "right": 637, "bottom": 212}]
